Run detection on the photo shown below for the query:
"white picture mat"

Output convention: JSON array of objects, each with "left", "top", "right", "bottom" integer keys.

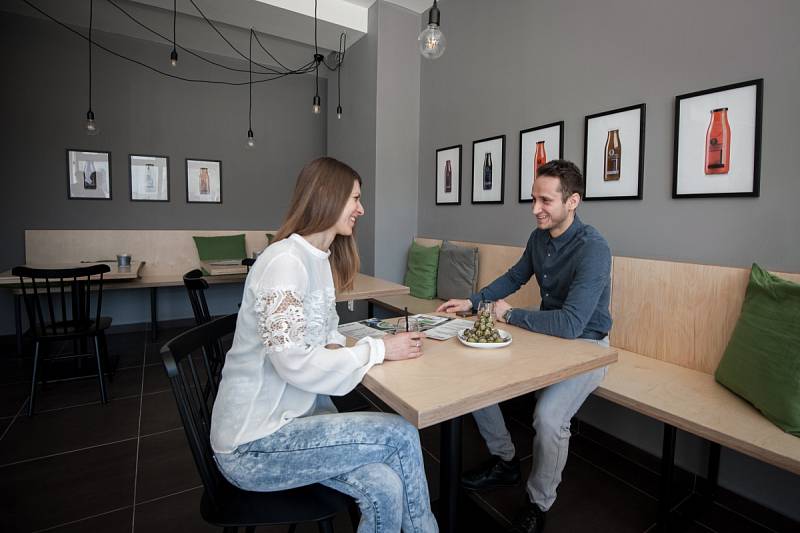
[
  {"left": 585, "top": 108, "right": 642, "bottom": 198},
  {"left": 187, "top": 159, "right": 221, "bottom": 202},
  {"left": 436, "top": 147, "right": 461, "bottom": 203},
  {"left": 520, "top": 125, "right": 561, "bottom": 200},
  {"left": 472, "top": 138, "right": 504, "bottom": 202},
  {"left": 130, "top": 156, "right": 168, "bottom": 200},
  {"left": 68, "top": 151, "right": 110, "bottom": 199},
  {"left": 676, "top": 85, "right": 757, "bottom": 195}
]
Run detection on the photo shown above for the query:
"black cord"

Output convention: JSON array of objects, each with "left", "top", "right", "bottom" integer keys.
[
  {"left": 88, "top": 0, "right": 93, "bottom": 110},
  {"left": 249, "top": 29, "right": 252, "bottom": 131},
  {"left": 172, "top": 0, "right": 176, "bottom": 49}
]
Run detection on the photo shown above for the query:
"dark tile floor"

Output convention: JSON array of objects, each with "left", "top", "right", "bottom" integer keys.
[{"left": 1, "top": 328, "right": 797, "bottom": 533}]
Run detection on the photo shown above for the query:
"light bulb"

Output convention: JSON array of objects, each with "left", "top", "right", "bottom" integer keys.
[
  {"left": 336, "top": 105, "right": 342, "bottom": 119},
  {"left": 418, "top": 24, "right": 446, "bottom": 59},
  {"left": 86, "top": 110, "right": 98, "bottom": 136},
  {"left": 312, "top": 95, "right": 321, "bottom": 114},
  {"left": 246, "top": 129, "right": 255, "bottom": 148},
  {"left": 170, "top": 49, "right": 178, "bottom": 67}
]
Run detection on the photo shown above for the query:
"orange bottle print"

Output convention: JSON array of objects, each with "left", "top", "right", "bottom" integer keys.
[
  {"left": 604, "top": 129, "right": 621, "bottom": 181},
  {"left": 705, "top": 108, "right": 731, "bottom": 174},
  {"left": 534, "top": 141, "right": 547, "bottom": 177},
  {"left": 199, "top": 167, "right": 210, "bottom": 195}
]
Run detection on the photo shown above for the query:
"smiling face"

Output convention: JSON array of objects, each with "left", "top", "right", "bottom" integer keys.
[
  {"left": 332, "top": 179, "right": 365, "bottom": 236},
  {"left": 531, "top": 175, "right": 579, "bottom": 238}
]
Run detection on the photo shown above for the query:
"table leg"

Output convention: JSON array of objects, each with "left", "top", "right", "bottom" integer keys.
[
  {"left": 150, "top": 287, "right": 158, "bottom": 341},
  {"left": 440, "top": 416, "right": 462, "bottom": 533},
  {"left": 658, "top": 423, "right": 677, "bottom": 532},
  {"left": 367, "top": 300, "right": 375, "bottom": 318},
  {"left": 14, "top": 294, "right": 23, "bottom": 357}
]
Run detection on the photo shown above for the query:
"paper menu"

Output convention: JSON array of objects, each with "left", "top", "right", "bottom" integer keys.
[{"left": 424, "top": 318, "right": 475, "bottom": 341}]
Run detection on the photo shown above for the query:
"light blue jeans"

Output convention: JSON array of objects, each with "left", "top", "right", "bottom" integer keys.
[
  {"left": 471, "top": 337, "right": 609, "bottom": 511},
  {"left": 215, "top": 407, "right": 438, "bottom": 533}
]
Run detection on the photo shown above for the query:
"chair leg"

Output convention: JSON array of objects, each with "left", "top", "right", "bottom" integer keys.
[
  {"left": 28, "top": 342, "right": 42, "bottom": 417},
  {"left": 94, "top": 336, "right": 109, "bottom": 404},
  {"left": 318, "top": 518, "right": 335, "bottom": 533},
  {"left": 99, "top": 331, "right": 115, "bottom": 381},
  {"left": 287, "top": 525, "right": 297, "bottom": 533}
]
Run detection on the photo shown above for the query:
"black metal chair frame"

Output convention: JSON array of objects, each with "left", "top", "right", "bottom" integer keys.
[
  {"left": 12, "top": 264, "right": 113, "bottom": 416},
  {"left": 241, "top": 258, "right": 255, "bottom": 272},
  {"left": 160, "top": 314, "right": 355, "bottom": 532}
]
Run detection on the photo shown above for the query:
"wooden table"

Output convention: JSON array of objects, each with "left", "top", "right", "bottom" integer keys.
[
  {"left": 353, "top": 316, "right": 618, "bottom": 533},
  {"left": 0, "top": 261, "right": 145, "bottom": 284},
  {"left": 5, "top": 270, "right": 408, "bottom": 354}
]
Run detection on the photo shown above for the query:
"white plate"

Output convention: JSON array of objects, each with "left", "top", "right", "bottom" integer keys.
[{"left": 457, "top": 329, "right": 512, "bottom": 349}]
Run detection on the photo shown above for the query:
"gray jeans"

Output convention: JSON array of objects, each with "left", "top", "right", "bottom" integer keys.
[{"left": 471, "top": 337, "right": 609, "bottom": 511}]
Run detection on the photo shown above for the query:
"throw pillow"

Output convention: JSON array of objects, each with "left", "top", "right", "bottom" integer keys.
[
  {"left": 437, "top": 241, "right": 479, "bottom": 300},
  {"left": 715, "top": 263, "right": 800, "bottom": 435},
  {"left": 192, "top": 234, "right": 247, "bottom": 261},
  {"left": 403, "top": 241, "right": 440, "bottom": 299}
]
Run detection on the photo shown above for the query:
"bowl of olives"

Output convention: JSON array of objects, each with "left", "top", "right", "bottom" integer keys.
[{"left": 457, "top": 304, "right": 512, "bottom": 349}]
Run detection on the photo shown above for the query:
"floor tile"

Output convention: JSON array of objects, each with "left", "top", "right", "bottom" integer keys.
[
  {"left": 142, "top": 364, "right": 171, "bottom": 395},
  {"left": 34, "top": 366, "right": 143, "bottom": 412},
  {"left": 139, "top": 390, "right": 181, "bottom": 436},
  {"left": 0, "top": 440, "right": 137, "bottom": 532},
  {"left": 0, "top": 397, "right": 139, "bottom": 465},
  {"left": 0, "top": 356, "right": 32, "bottom": 385},
  {"left": 106, "top": 331, "right": 147, "bottom": 370},
  {"left": 43, "top": 507, "right": 133, "bottom": 533},
  {"left": 135, "top": 428, "right": 200, "bottom": 503},
  {"left": 0, "top": 382, "right": 29, "bottom": 417},
  {"left": 133, "top": 487, "right": 216, "bottom": 533}
]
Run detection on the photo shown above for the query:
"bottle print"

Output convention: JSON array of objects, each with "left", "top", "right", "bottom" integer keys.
[
  {"left": 199, "top": 167, "right": 210, "bottom": 195},
  {"left": 604, "top": 129, "right": 621, "bottom": 181},
  {"left": 144, "top": 163, "right": 156, "bottom": 193},
  {"left": 483, "top": 152, "right": 493, "bottom": 190},
  {"left": 705, "top": 108, "right": 731, "bottom": 175},
  {"left": 534, "top": 141, "right": 547, "bottom": 178},
  {"left": 444, "top": 159, "right": 452, "bottom": 193},
  {"left": 84, "top": 160, "right": 97, "bottom": 189}
]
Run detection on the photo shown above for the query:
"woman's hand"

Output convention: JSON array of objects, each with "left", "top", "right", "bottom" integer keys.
[
  {"left": 436, "top": 298, "right": 472, "bottom": 314},
  {"left": 383, "top": 332, "right": 426, "bottom": 361}
]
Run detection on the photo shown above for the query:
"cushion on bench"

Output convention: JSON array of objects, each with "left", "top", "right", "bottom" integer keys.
[
  {"left": 404, "top": 241, "right": 440, "bottom": 299},
  {"left": 437, "top": 240, "right": 479, "bottom": 300}
]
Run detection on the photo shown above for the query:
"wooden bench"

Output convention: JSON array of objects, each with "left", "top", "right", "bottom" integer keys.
[{"left": 373, "top": 238, "right": 800, "bottom": 525}]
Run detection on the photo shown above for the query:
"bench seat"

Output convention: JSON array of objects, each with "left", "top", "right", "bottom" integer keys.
[{"left": 596, "top": 350, "right": 800, "bottom": 476}]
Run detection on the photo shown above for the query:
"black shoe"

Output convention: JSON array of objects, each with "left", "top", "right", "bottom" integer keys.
[
  {"left": 460, "top": 456, "right": 521, "bottom": 491},
  {"left": 508, "top": 503, "right": 546, "bottom": 533}
]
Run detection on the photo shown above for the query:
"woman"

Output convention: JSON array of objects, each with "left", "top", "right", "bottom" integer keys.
[{"left": 211, "top": 157, "right": 438, "bottom": 533}]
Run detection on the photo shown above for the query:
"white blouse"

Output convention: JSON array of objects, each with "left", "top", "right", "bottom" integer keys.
[{"left": 210, "top": 233, "right": 385, "bottom": 454}]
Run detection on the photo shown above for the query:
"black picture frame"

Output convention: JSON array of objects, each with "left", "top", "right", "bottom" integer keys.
[
  {"left": 185, "top": 158, "right": 223, "bottom": 204},
  {"left": 129, "top": 153, "right": 170, "bottom": 202},
  {"left": 435, "top": 144, "right": 462, "bottom": 205},
  {"left": 583, "top": 103, "right": 646, "bottom": 201},
  {"left": 66, "top": 149, "right": 112, "bottom": 200},
  {"left": 672, "top": 79, "right": 763, "bottom": 199},
  {"left": 518, "top": 121, "right": 564, "bottom": 203},
  {"left": 471, "top": 134, "right": 505, "bottom": 204}
]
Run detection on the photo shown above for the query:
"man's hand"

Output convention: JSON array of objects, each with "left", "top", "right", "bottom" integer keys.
[
  {"left": 493, "top": 299, "right": 512, "bottom": 322},
  {"left": 436, "top": 298, "right": 472, "bottom": 314}
]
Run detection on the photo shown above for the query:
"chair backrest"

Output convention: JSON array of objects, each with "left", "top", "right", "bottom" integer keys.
[
  {"left": 183, "top": 269, "right": 211, "bottom": 325},
  {"left": 241, "top": 258, "right": 255, "bottom": 272},
  {"left": 12, "top": 264, "right": 110, "bottom": 340},
  {"left": 161, "top": 313, "right": 237, "bottom": 507}
]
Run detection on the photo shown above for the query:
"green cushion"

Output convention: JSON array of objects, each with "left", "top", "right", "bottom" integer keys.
[
  {"left": 403, "top": 241, "right": 440, "bottom": 299},
  {"left": 715, "top": 263, "right": 800, "bottom": 435},
  {"left": 192, "top": 234, "right": 247, "bottom": 261},
  {"left": 266, "top": 232, "right": 276, "bottom": 245}
]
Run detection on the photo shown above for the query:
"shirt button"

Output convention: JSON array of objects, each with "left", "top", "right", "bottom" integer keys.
[
  {"left": 545, "top": 293, "right": 550, "bottom": 297},
  {"left": 543, "top": 274, "right": 547, "bottom": 279},
  {"left": 547, "top": 253, "right": 551, "bottom": 257}
]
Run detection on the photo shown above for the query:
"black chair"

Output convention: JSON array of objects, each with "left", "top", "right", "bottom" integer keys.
[
  {"left": 160, "top": 314, "right": 355, "bottom": 533},
  {"left": 183, "top": 269, "right": 212, "bottom": 325},
  {"left": 241, "top": 258, "right": 255, "bottom": 272},
  {"left": 12, "top": 264, "right": 113, "bottom": 416}
]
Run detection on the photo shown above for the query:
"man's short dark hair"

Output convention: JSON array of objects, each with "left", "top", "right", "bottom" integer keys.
[{"left": 536, "top": 160, "right": 585, "bottom": 202}]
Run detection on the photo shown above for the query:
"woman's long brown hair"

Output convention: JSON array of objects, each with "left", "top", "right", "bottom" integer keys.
[{"left": 274, "top": 157, "right": 361, "bottom": 291}]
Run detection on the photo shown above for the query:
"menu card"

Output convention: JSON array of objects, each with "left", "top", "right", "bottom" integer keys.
[{"left": 424, "top": 318, "right": 475, "bottom": 341}]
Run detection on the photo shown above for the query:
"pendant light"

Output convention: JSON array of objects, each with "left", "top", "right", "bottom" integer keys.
[
  {"left": 418, "top": 0, "right": 446, "bottom": 60},
  {"left": 246, "top": 29, "right": 255, "bottom": 148},
  {"left": 170, "top": 0, "right": 178, "bottom": 66},
  {"left": 85, "top": 0, "right": 98, "bottom": 135}
]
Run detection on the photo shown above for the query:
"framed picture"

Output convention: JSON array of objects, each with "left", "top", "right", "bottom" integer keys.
[
  {"left": 583, "top": 104, "right": 645, "bottom": 201},
  {"left": 673, "top": 79, "right": 763, "bottom": 198},
  {"left": 471, "top": 135, "right": 505, "bottom": 204},
  {"left": 435, "top": 144, "right": 462, "bottom": 205},
  {"left": 518, "top": 121, "right": 564, "bottom": 202},
  {"left": 129, "top": 154, "right": 169, "bottom": 202},
  {"left": 66, "top": 149, "right": 111, "bottom": 200},
  {"left": 186, "top": 159, "right": 222, "bottom": 203}
]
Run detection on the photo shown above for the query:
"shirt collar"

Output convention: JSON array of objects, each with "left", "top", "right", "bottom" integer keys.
[
  {"left": 290, "top": 233, "right": 331, "bottom": 260},
  {"left": 548, "top": 215, "right": 583, "bottom": 252}
]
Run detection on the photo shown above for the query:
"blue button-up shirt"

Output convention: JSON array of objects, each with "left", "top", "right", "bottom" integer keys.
[{"left": 469, "top": 216, "right": 612, "bottom": 340}]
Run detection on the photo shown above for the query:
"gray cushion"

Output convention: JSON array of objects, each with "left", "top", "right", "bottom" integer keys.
[{"left": 437, "top": 241, "right": 479, "bottom": 300}]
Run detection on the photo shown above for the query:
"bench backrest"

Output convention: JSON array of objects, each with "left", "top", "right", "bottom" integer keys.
[
  {"left": 610, "top": 257, "right": 800, "bottom": 374},
  {"left": 416, "top": 237, "right": 540, "bottom": 309},
  {"left": 25, "top": 230, "right": 274, "bottom": 277}
]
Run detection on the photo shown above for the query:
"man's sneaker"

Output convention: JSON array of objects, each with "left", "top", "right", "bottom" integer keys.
[
  {"left": 460, "top": 456, "right": 521, "bottom": 491},
  {"left": 508, "top": 503, "right": 547, "bottom": 533}
]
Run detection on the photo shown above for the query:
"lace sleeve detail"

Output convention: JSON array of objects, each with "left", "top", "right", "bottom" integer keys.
[{"left": 254, "top": 288, "right": 307, "bottom": 352}]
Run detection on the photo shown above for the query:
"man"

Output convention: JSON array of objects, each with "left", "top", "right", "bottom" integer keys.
[{"left": 436, "top": 160, "right": 612, "bottom": 533}]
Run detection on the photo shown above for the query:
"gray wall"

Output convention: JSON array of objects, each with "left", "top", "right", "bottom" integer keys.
[
  {"left": 327, "top": 2, "right": 378, "bottom": 275},
  {"left": 0, "top": 10, "right": 326, "bottom": 332},
  {"left": 416, "top": 0, "right": 799, "bottom": 520},
  {"left": 374, "top": 2, "right": 421, "bottom": 283}
]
